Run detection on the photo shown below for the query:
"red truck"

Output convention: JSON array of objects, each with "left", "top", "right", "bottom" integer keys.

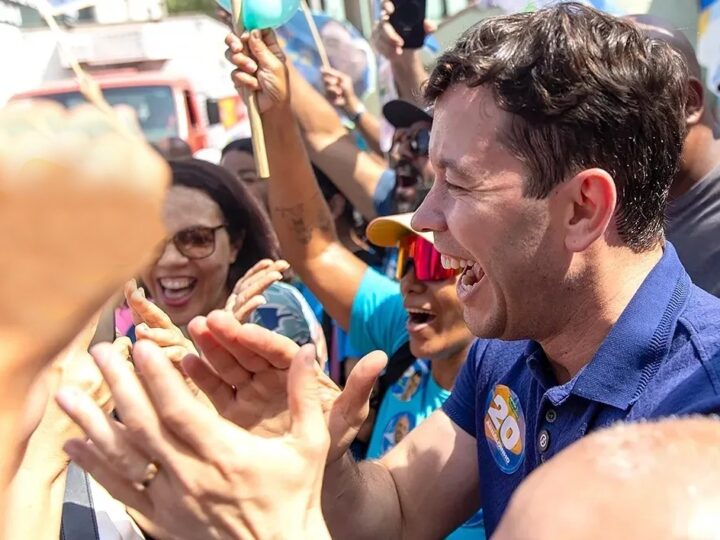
[{"left": 12, "top": 71, "right": 246, "bottom": 153}]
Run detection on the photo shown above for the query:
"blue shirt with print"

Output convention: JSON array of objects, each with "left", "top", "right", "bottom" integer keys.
[
  {"left": 442, "top": 243, "right": 720, "bottom": 537},
  {"left": 350, "top": 267, "right": 486, "bottom": 540}
]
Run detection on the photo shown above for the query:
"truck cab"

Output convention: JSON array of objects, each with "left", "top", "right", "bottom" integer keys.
[{"left": 12, "top": 71, "right": 209, "bottom": 152}]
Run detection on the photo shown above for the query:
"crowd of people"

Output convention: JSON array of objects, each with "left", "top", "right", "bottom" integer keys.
[{"left": 3, "top": 1, "right": 720, "bottom": 539}]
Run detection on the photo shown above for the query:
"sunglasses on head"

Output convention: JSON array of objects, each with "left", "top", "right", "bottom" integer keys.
[
  {"left": 157, "top": 224, "right": 227, "bottom": 260},
  {"left": 397, "top": 234, "right": 457, "bottom": 282}
]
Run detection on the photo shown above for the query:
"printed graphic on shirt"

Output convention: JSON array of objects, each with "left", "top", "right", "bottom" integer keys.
[
  {"left": 391, "top": 363, "right": 426, "bottom": 402},
  {"left": 381, "top": 412, "right": 416, "bottom": 454},
  {"left": 484, "top": 384, "right": 526, "bottom": 474}
]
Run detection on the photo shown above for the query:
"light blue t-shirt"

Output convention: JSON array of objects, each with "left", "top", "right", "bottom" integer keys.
[{"left": 349, "top": 268, "right": 485, "bottom": 540}]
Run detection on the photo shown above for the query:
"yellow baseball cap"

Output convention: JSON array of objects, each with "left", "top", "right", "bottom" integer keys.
[{"left": 366, "top": 213, "right": 434, "bottom": 248}]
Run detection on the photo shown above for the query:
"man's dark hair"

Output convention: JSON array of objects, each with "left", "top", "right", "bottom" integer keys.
[{"left": 425, "top": 2, "right": 688, "bottom": 251}]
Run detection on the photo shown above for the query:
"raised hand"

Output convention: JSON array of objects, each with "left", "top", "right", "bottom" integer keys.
[
  {"left": 372, "top": 1, "right": 436, "bottom": 58},
  {"left": 185, "top": 310, "right": 387, "bottom": 463},
  {"left": 125, "top": 279, "right": 198, "bottom": 360},
  {"left": 57, "top": 340, "right": 333, "bottom": 540},
  {"left": 225, "top": 29, "right": 289, "bottom": 113},
  {"left": 224, "top": 259, "right": 290, "bottom": 323}
]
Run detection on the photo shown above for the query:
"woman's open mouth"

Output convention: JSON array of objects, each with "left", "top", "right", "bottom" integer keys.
[{"left": 157, "top": 277, "right": 197, "bottom": 307}]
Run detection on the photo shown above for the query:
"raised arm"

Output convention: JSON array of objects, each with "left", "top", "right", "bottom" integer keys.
[
  {"left": 227, "top": 30, "right": 368, "bottom": 329},
  {"left": 321, "top": 66, "right": 383, "bottom": 156},
  {"left": 372, "top": 1, "right": 432, "bottom": 106},
  {"left": 288, "top": 62, "right": 389, "bottom": 220}
]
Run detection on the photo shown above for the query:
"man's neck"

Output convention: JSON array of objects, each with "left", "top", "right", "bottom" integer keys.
[
  {"left": 671, "top": 128, "right": 720, "bottom": 200},
  {"left": 539, "top": 246, "right": 663, "bottom": 384},
  {"left": 430, "top": 342, "right": 473, "bottom": 391}
]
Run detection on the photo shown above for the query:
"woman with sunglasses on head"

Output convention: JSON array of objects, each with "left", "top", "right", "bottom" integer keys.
[{"left": 124, "top": 158, "right": 326, "bottom": 360}]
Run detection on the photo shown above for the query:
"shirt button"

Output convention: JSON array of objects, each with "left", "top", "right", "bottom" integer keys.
[
  {"left": 545, "top": 409, "right": 557, "bottom": 423},
  {"left": 538, "top": 429, "right": 551, "bottom": 453}
]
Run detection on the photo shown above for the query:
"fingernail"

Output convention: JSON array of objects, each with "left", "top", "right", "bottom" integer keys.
[
  {"left": 138, "top": 287, "right": 146, "bottom": 298},
  {"left": 56, "top": 387, "right": 80, "bottom": 411},
  {"left": 63, "top": 439, "right": 83, "bottom": 458}
]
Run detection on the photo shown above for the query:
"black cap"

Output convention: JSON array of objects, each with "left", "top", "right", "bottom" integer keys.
[{"left": 382, "top": 99, "right": 433, "bottom": 129}]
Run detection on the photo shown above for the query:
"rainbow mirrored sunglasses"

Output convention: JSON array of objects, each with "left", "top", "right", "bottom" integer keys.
[{"left": 397, "top": 234, "right": 458, "bottom": 282}]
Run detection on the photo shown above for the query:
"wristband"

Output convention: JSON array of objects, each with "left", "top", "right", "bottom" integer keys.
[{"left": 349, "top": 103, "right": 367, "bottom": 124}]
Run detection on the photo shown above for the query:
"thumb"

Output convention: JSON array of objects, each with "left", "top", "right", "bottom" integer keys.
[
  {"left": 248, "top": 29, "right": 282, "bottom": 68},
  {"left": 333, "top": 350, "right": 387, "bottom": 421},
  {"left": 288, "top": 345, "right": 325, "bottom": 442}
]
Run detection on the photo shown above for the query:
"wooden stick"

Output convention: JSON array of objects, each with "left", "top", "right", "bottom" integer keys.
[
  {"left": 301, "top": 0, "right": 331, "bottom": 69},
  {"left": 231, "top": 0, "right": 271, "bottom": 179}
]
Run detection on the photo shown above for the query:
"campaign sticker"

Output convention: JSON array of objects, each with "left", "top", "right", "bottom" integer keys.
[
  {"left": 484, "top": 385, "right": 526, "bottom": 474},
  {"left": 381, "top": 412, "right": 415, "bottom": 454}
]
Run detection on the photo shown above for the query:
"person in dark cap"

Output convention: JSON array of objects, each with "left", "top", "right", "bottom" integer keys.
[
  {"left": 628, "top": 14, "right": 720, "bottom": 297},
  {"left": 382, "top": 99, "right": 434, "bottom": 214}
]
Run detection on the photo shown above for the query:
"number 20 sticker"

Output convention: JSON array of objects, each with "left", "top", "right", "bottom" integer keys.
[{"left": 484, "top": 385, "right": 526, "bottom": 474}]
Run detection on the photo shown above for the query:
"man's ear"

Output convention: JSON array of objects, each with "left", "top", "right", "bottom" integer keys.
[
  {"left": 562, "top": 169, "right": 617, "bottom": 253},
  {"left": 687, "top": 78, "right": 705, "bottom": 126}
]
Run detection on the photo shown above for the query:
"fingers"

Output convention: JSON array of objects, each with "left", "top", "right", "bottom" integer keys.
[
  {"left": 112, "top": 336, "right": 133, "bottom": 362},
  {"left": 205, "top": 310, "right": 298, "bottom": 372},
  {"left": 188, "top": 316, "right": 252, "bottom": 388},
  {"left": 56, "top": 387, "right": 155, "bottom": 484},
  {"left": 231, "top": 70, "right": 261, "bottom": 93},
  {"left": 125, "top": 283, "right": 173, "bottom": 329},
  {"left": 232, "top": 295, "right": 267, "bottom": 324},
  {"left": 64, "top": 439, "right": 153, "bottom": 517},
  {"left": 247, "top": 29, "right": 283, "bottom": 69},
  {"left": 423, "top": 19, "right": 437, "bottom": 34},
  {"left": 87, "top": 342, "right": 170, "bottom": 460},
  {"left": 182, "top": 354, "right": 235, "bottom": 416},
  {"left": 133, "top": 340, "right": 221, "bottom": 458},
  {"left": 333, "top": 351, "right": 388, "bottom": 426},
  {"left": 288, "top": 345, "right": 328, "bottom": 448},
  {"left": 135, "top": 324, "right": 183, "bottom": 348}
]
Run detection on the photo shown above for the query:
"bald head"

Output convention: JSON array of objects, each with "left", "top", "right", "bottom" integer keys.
[
  {"left": 626, "top": 14, "right": 701, "bottom": 79},
  {"left": 494, "top": 418, "right": 720, "bottom": 540}
]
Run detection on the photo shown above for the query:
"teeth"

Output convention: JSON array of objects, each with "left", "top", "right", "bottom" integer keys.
[
  {"left": 159, "top": 277, "right": 195, "bottom": 290},
  {"left": 406, "top": 308, "right": 434, "bottom": 316},
  {"left": 441, "top": 254, "right": 475, "bottom": 271}
]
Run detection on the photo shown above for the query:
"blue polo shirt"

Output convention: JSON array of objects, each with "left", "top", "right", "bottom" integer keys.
[{"left": 443, "top": 243, "right": 720, "bottom": 537}]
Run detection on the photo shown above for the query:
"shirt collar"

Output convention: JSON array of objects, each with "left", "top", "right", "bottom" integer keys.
[
  {"left": 526, "top": 243, "right": 689, "bottom": 409},
  {"left": 569, "top": 242, "right": 690, "bottom": 409}
]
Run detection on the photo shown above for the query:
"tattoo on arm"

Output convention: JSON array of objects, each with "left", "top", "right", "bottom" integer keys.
[{"left": 273, "top": 193, "right": 335, "bottom": 246}]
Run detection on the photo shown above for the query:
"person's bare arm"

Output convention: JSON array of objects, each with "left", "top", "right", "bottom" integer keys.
[
  {"left": 321, "top": 66, "right": 383, "bottom": 156},
  {"left": 289, "top": 63, "right": 388, "bottom": 220},
  {"left": 372, "top": 1, "right": 433, "bottom": 106},
  {"left": 323, "top": 411, "right": 481, "bottom": 539},
  {"left": 228, "top": 31, "right": 369, "bottom": 329}
]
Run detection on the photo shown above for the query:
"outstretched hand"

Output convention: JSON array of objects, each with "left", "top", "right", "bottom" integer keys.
[
  {"left": 185, "top": 310, "right": 387, "bottom": 463},
  {"left": 58, "top": 340, "right": 333, "bottom": 540}
]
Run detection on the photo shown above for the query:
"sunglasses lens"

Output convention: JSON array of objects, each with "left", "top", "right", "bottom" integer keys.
[
  {"left": 412, "top": 236, "right": 456, "bottom": 281},
  {"left": 175, "top": 227, "right": 216, "bottom": 259},
  {"left": 413, "top": 129, "right": 430, "bottom": 156}
]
